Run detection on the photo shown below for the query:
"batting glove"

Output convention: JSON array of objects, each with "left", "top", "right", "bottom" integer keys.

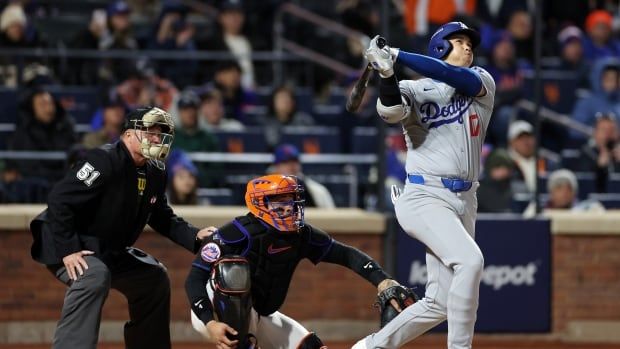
[{"left": 365, "top": 35, "right": 395, "bottom": 78}]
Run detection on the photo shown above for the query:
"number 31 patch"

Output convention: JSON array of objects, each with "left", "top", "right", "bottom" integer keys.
[{"left": 76, "top": 162, "right": 101, "bottom": 186}]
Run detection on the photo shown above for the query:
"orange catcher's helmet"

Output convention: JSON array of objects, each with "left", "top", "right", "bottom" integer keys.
[{"left": 245, "top": 174, "right": 305, "bottom": 232}]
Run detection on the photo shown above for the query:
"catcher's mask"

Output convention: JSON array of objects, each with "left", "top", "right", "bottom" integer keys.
[
  {"left": 123, "top": 107, "right": 174, "bottom": 169},
  {"left": 245, "top": 174, "right": 305, "bottom": 232}
]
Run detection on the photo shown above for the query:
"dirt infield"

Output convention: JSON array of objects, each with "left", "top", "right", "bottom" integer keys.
[{"left": 2, "top": 334, "right": 620, "bottom": 349}]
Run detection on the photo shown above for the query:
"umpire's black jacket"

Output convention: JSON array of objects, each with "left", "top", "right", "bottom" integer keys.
[{"left": 30, "top": 141, "right": 200, "bottom": 265}]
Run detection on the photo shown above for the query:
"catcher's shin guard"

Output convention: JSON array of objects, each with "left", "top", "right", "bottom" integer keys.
[
  {"left": 297, "top": 332, "right": 327, "bottom": 349},
  {"left": 211, "top": 255, "right": 252, "bottom": 343}
]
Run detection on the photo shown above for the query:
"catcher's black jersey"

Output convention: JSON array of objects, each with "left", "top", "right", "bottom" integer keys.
[
  {"left": 187, "top": 213, "right": 391, "bottom": 323},
  {"left": 30, "top": 141, "right": 200, "bottom": 265}
]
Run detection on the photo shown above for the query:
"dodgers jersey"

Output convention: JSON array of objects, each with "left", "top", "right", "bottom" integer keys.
[{"left": 399, "top": 66, "right": 496, "bottom": 181}]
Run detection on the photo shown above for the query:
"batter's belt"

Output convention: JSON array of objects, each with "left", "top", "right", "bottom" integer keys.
[{"left": 407, "top": 174, "right": 474, "bottom": 193}]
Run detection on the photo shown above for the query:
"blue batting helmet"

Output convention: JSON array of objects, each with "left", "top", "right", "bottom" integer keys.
[{"left": 428, "top": 22, "right": 480, "bottom": 60}]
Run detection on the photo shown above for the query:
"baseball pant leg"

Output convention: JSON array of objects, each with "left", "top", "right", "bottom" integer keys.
[
  {"left": 51, "top": 256, "right": 111, "bottom": 349},
  {"left": 111, "top": 251, "right": 171, "bottom": 349},
  {"left": 253, "top": 310, "right": 310, "bottom": 349},
  {"left": 362, "top": 187, "right": 483, "bottom": 349}
]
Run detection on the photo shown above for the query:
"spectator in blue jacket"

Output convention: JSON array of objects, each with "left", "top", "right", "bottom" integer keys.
[{"left": 570, "top": 57, "right": 620, "bottom": 144}]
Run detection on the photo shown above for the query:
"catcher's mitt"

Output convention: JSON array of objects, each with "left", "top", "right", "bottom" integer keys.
[{"left": 375, "top": 285, "right": 420, "bottom": 327}]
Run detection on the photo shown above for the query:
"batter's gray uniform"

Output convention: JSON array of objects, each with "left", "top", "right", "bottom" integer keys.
[{"left": 357, "top": 66, "right": 496, "bottom": 349}]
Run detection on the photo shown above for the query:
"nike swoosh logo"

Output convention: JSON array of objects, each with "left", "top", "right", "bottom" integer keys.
[
  {"left": 363, "top": 261, "right": 373, "bottom": 269},
  {"left": 194, "top": 299, "right": 203, "bottom": 307},
  {"left": 423, "top": 87, "right": 434, "bottom": 91},
  {"left": 268, "top": 244, "right": 292, "bottom": 254}
]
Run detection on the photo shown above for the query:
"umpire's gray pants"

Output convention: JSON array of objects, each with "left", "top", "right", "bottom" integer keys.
[{"left": 49, "top": 251, "right": 171, "bottom": 349}]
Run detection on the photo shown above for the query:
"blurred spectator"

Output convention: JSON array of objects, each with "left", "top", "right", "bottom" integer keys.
[
  {"left": 570, "top": 57, "right": 620, "bottom": 143},
  {"left": 201, "top": 60, "right": 257, "bottom": 123},
  {"left": 505, "top": 10, "right": 534, "bottom": 62},
  {"left": 127, "top": 0, "right": 161, "bottom": 23},
  {"left": 400, "top": 0, "right": 475, "bottom": 39},
  {"left": 173, "top": 91, "right": 221, "bottom": 187},
  {"left": 544, "top": 169, "right": 604, "bottom": 211},
  {"left": 82, "top": 99, "right": 125, "bottom": 148},
  {"left": 67, "top": 1, "right": 138, "bottom": 85},
  {"left": 338, "top": 0, "right": 379, "bottom": 68},
  {"left": 475, "top": 0, "right": 530, "bottom": 29},
  {"left": 477, "top": 148, "right": 515, "bottom": 213},
  {"left": 166, "top": 150, "right": 199, "bottom": 205},
  {"left": 148, "top": 3, "right": 197, "bottom": 88},
  {"left": 507, "top": 120, "right": 556, "bottom": 195},
  {"left": 335, "top": 77, "right": 377, "bottom": 152},
  {"left": 8, "top": 88, "right": 77, "bottom": 183},
  {"left": 197, "top": 0, "right": 255, "bottom": 89},
  {"left": 556, "top": 26, "right": 589, "bottom": 89},
  {"left": 262, "top": 85, "right": 314, "bottom": 149},
  {"left": 483, "top": 31, "right": 529, "bottom": 146},
  {"left": 0, "top": 4, "right": 47, "bottom": 87},
  {"left": 198, "top": 89, "right": 244, "bottom": 132},
  {"left": 270, "top": 144, "right": 335, "bottom": 208},
  {"left": 582, "top": 10, "right": 620, "bottom": 62},
  {"left": 575, "top": 113, "right": 620, "bottom": 192},
  {"left": 113, "top": 63, "right": 179, "bottom": 111}
]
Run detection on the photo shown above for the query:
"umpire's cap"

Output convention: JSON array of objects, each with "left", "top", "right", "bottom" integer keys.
[{"left": 428, "top": 22, "right": 480, "bottom": 60}]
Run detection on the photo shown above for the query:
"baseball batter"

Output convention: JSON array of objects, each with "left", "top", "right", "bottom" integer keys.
[{"left": 354, "top": 22, "right": 496, "bottom": 349}]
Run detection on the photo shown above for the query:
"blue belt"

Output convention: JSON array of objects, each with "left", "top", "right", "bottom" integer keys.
[{"left": 408, "top": 174, "right": 473, "bottom": 193}]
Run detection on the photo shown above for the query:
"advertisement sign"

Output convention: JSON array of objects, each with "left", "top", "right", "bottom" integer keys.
[{"left": 395, "top": 217, "right": 551, "bottom": 332}]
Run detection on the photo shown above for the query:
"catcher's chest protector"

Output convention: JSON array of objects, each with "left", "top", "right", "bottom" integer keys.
[{"left": 233, "top": 218, "right": 304, "bottom": 315}]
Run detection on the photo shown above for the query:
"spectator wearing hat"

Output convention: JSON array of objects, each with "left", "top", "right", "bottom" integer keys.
[
  {"left": 574, "top": 113, "right": 620, "bottom": 192},
  {"left": 197, "top": 0, "right": 255, "bottom": 89},
  {"left": 478, "top": 149, "right": 516, "bottom": 213},
  {"left": 507, "top": 120, "right": 557, "bottom": 195},
  {"left": 173, "top": 91, "right": 221, "bottom": 187},
  {"left": 556, "top": 25, "right": 589, "bottom": 89},
  {"left": 482, "top": 31, "right": 530, "bottom": 146},
  {"left": 148, "top": 3, "right": 197, "bottom": 88},
  {"left": 582, "top": 10, "right": 620, "bottom": 62},
  {"left": 166, "top": 150, "right": 199, "bottom": 205},
  {"left": 271, "top": 144, "right": 335, "bottom": 209},
  {"left": 82, "top": 99, "right": 126, "bottom": 149},
  {"left": 545, "top": 169, "right": 604, "bottom": 211},
  {"left": 570, "top": 57, "right": 620, "bottom": 143},
  {"left": 67, "top": 2, "right": 137, "bottom": 85},
  {"left": 0, "top": 4, "right": 47, "bottom": 87},
  {"left": 198, "top": 60, "right": 257, "bottom": 123}
]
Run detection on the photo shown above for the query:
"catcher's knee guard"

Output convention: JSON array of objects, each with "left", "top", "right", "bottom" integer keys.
[
  {"left": 211, "top": 255, "right": 252, "bottom": 343},
  {"left": 297, "top": 332, "right": 327, "bottom": 349}
]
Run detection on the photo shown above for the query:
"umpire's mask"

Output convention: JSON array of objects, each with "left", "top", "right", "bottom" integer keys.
[{"left": 123, "top": 107, "right": 175, "bottom": 170}]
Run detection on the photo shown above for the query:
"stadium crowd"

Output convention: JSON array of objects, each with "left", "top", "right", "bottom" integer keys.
[{"left": 1, "top": 0, "right": 620, "bottom": 213}]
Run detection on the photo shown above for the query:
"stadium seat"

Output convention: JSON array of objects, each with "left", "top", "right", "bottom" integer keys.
[
  {"left": 212, "top": 128, "right": 268, "bottom": 153},
  {"left": 196, "top": 188, "right": 234, "bottom": 206},
  {"left": 280, "top": 126, "right": 341, "bottom": 153},
  {"left": 0, "top": 87, "right": 18, "bottom": 123},
  {"left": 587, "top": 193, "right": 620, "bottom": 209},
  {"left": 522, "top": 70, "right": 579, "bottom": 114},
  {"left": 47, "top": 86, "right": 100, "bottom": 124}
]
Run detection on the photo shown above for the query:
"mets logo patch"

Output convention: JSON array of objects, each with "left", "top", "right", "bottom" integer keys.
[{"left": 201, "top": 242, "right": 221, "bottom": 262}]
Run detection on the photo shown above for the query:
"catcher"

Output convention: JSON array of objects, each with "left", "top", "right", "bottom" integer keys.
[{"left": 185, "top": 174, "right": 418, "bottom": 349}]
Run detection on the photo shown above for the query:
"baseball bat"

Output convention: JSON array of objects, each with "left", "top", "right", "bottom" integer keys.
[{"left": 345, "top": 36, "right": 387, "bottom": 113}]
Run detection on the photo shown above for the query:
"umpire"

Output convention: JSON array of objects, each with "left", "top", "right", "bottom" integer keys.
[{"left": 30, "top": 107, "right": 214, "bottom": 349}]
